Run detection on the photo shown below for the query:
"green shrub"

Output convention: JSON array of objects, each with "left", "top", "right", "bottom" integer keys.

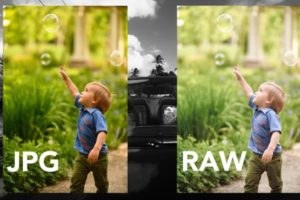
[
  {"left": 3, "top": 135, "right": 68, "bottom": 192},
  {"left": 178, "top": 74, "right": 248, "bottom": 141},
  {"left": 3, "top": 54, "right": 128, "bottom": 192},
  {"left": 177, "top": 135, "right": 249, "bottom": 193},
  {"left": 4, "top": 62, "right": 127, "bottom": 149},
  {"left": 4, "top": 80, "right": 68, "bottom": 141}
]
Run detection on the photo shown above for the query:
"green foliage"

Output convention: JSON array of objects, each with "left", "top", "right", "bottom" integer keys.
[
  {"left": 4, "top": 61, "right": 127, "bottom": 146},
  {"left": 177, "top": 6, "right": 300, "bottom": 192},
  {"left": 178, "top": 68, "right": 249, "bottom": 141},
  {"left": 3, "top": 62, "right": 127, "bottom": 191},
  {"left": 178, "top": 7, "right": 300, "bottom": 66},
  {"left": 179, "top": 84, "right": 219, "bottom": 140},
  {"left": 4, "top": 80, "right": 65, "bottom": 141},
  {"left": 4, "top": 6, "right": 127, "bottom": 68},
  {"left": 177, "top": 52, "right": 300, "bottom": 193},
  {"left": 3, "top": 136, "right": 68, "bottom": 192},
  {"left": 279, "top": 77, "right": 300, "bottom": 148},
  {"left": 3, "top": 6, "right": 128, "bottom": 191},
  {"left": 177, "top": 135, "right": 250, "bottom": 193}
]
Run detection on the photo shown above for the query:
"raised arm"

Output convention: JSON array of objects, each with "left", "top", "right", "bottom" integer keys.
[
  {"left": 233, "top": 66, "right": 254, "bottom": 100},
  {"left": 59, "top": 66, "right": 79, "bottom": 97}
]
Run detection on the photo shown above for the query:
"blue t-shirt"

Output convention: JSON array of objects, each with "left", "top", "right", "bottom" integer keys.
[
  {"left": 248, "top": 95, "right": 282, "bottom": 155},
  {"left": 74, "top": 94, "right": 108, "bottom": 154}
]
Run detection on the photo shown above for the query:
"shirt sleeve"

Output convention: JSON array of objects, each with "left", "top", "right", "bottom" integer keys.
[
  {"left": 248, "top": 95, "right": 257, "bottom": 110},
  {"left": 93, "top": 111, "right": 108, "bottom": 134},
  {"left": 266, "top": 111, "right": 281, "bottom": 134},
  {"left": 74, "top": 94, "right": 83, "bottom": 110}
]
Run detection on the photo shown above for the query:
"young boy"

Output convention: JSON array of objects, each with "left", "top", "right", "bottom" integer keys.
[
  {"left": 234, "top": 66, "right": 285, "bottom": 193},
  {"left": 59, "top": 66, "right": 111, "bottom": 193}
]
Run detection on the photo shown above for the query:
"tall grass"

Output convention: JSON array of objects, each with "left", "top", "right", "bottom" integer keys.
[
  {"left": 4, "top": 81, "right": 68, "bottom": 141},
  {"left": 4, "top": 64, "right": 128, "bottom": 148},
  {"left": 178, "top": 81, "right": 246, "bottom": 141},
  {"left": 177, "top": 134, "right": 250, "bottom": 192}
]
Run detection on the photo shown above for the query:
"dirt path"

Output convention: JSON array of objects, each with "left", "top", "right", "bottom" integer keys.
[
  {"left": 212, "top": 143, "right": 300, "bottom": 193},
  {"left": 40, "top": 143, "right": 127, "bottom": 193}
]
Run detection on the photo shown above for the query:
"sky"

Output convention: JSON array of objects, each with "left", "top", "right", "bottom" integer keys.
[{"left": 128, "top": 0, "right": 177, "bottom": 76}]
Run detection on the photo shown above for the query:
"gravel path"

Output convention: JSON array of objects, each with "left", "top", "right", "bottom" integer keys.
[
  {"left": 212, "top": 143, "right": 300, "bottom": 193},
  {"left": 40, "top": 143, "right": 128, "bottom": 193}
]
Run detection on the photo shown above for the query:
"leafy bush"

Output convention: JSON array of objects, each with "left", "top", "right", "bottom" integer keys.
[
  {"left": 178, "top": 72, "right": 249, "bottom": 141},
  {"left": 4, "top": 61, "right": 128, "bottom": 148},
  {"left": 3, "top": 52, "right": 127, "bottom": 192},
  {"left": 4, "top": 80, "right": 69, "bottom": 141},
  {"left": 176, "top": 65, "right": 300, "bottom": 192},
  {"left": 177, "top": 135, "right": 250, "bottom": 193},
  {"left": 3, "top": 136, "right": 68, "bottom": 192}
]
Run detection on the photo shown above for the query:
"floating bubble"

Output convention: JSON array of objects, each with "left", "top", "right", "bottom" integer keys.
[
  {"left": 219, "top": 75, "right": 226, "bottom": 82},
  {"left": 214, "top": 53, "right": 225, "bottom": 66},
  {"left": 177, "top": 43, "right": 183, "bottom": 50},
  {"left": 109, "top": 50, "right": 123, "bottom": 67},
  {"left": 287, "top": 110, "right": 294, "bottom": 116},
  {"left": 283, "top": 50, "right": 298, "bottom": 67},
  {"left": 216, "top": 13, "right": 234, "bottom": 33},
  {"left": 40, "top": 53, "right": 51, "bottom": 66},
  {"left": 177, "top": 19, "right": 184, "bottom": 27},
  {"left": 113, "top": 110, "right": 121, "bottom": 115},
  {"left": 111, "top": 90, "right": 124, "bottom": 99},
  {"left": 42, "top": 14, "right": 60, "bottom": 33},
  {"left": 3, "top": 19, "right": 10, "bottom": 27},
  {"left": 111, "top": 93, "right": 118, "bottom": 100}
]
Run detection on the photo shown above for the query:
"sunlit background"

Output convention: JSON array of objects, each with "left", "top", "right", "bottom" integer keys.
[
  {"left": 3, "top": 6, "right": 127, "bottom": 192},
  {"left": 177, "top": 6, "right": 300, "bottom": 193}
]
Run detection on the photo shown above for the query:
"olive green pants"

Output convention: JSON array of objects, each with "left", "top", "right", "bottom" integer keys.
[
  {"left": 70, "top": 153, "right": 108, "bottom": 193},
  {"left": 244, "top": 152, "right": 282, "bottom": 193}
]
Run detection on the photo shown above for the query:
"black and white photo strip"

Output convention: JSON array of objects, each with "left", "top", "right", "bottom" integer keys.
[{"left": 1, "top": 0, "right": 300, "bottom": 200}]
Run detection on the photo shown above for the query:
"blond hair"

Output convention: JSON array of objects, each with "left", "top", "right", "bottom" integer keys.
[
  {"left": 261, "top": 82, "right": 285, "bottom": 114},
  {"left": 88, "top": 82, "right": 112, "bottom": 114}
]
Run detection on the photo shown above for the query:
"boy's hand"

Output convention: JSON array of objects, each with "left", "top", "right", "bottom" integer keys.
[
  {"left": 59, "top": 65, "right": 79, "bottom": 97},
  {"left": 233, "top": 66, "right": 242, "bottom": 80},
  {"left": 262, "top": 148, "right": 273, "bottom": 163},
  {"left": 59, "top": 65, "right": 68, "bottom": 80},
  {"left": 88, "top": 148, "right": 100, "bottom": 163}
]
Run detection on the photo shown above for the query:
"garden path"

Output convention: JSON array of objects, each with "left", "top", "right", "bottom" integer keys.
[
  {"left": 212, "top": 143, "right": 300, "bottom": 193},
  {"left": 40, "top": 143, "right": 127, "bottom": 193}
]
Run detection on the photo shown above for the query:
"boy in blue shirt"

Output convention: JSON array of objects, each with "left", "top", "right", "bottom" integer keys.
[
  {"left": 60, "top": 66, "right": 111, "bottom": 193},
  {"left": 234, "top": 66, "right": 285, "bottom": 193}
]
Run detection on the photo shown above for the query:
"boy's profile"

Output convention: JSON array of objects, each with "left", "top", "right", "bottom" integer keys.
[
  {"left": 234, "top": 66, "right": 285, "bottom": 193},
  {"left": 59, "top": 66, "right": 111, "bottom": 193}
]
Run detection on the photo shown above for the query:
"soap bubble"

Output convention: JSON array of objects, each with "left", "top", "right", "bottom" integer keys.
[
  {"left": 287, "top": 110, "right": 294, "bottom": 116},
  {"left": 109, "top": 50, "right": 123, "bottom": 67},
  {"left": 40, "top": 53, "right": 51, "bottom": 66},
  {"left": 177, "top": 19, "right": 184, "bottom": 27},
  {"left": 113, "top": 110, "right": 121, "bottom": 115},
  {"left": 214, "top": 53, "right": 225, "bottom": 66},
  {"left": 283, "top": 50, "right": 298, "bottom": 67},
  {"left": 216, "top": 13, "right": 234, "bottom": 33},
  {"left": 42, "top": 14, "right": 60, "bottom": 33}
]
